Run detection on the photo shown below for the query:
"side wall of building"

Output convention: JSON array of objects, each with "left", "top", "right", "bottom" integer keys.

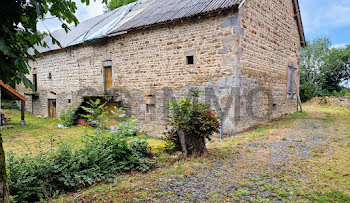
[{"left": 235, "top": 0, "right": 301, "bottom": 132}]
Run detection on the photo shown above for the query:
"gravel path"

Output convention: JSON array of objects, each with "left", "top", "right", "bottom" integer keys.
[{"left": 149, "top": 112, "right": 337, "bottom": 202}]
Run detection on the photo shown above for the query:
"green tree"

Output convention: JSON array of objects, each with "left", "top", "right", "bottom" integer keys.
[
  {"left": 300, "top": 38, "right": 331, "bottom": 101},
  {"left": 0, "top": 0, "right": 106, "bottom": 201},
  {"left": 300, "top": 38, "right": 350, "bottom": 101},
  {"left": 320, "top": 45, "right": 350, "bottom": 93},
  {"left": 107, "top": 0, "right": 137, "bottom": 10}
]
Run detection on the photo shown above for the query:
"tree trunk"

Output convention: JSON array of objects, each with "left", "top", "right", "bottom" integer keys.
[
  {"left": 178, "top": 129, "right": 207, "bottom": 157},
  {"left": 0, "top": 134, "right": 9, "bottom": 203}
]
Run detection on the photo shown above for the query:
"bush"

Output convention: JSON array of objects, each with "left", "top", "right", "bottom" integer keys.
[
  {"left": 7, "top": 134, "right": 152, "bottom": 202},
  {"left": 110, "top": 107, "right": 138, "bottom": 137},
  {"left": 59, "top": 105, "right": 78, "bottom": 127},
  {"left": 332, "top": 88, "right": 350, "bottom": 97},
  {"left": 165, "top": 90, "right": 220, "bottom": 155},
  {"left": 0, "top": 99, "right": 19, "bottom": 110}
]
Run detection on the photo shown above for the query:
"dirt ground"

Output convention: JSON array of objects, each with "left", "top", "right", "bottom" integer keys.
[{"left": 57, "top": 105, "right": 350, "bottom": 202}]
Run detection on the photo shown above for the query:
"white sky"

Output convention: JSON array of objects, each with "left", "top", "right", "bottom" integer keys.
[{"left": 37, "top": 0, "right": 106, "bottom": 33}]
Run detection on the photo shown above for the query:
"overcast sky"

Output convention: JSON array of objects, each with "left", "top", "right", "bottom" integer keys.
[{"left": 38, "top": 0, "right": 350, "bottom": 48}]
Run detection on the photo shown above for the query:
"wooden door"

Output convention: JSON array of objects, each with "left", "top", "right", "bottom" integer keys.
[
  {"left": 104, "top": 67, "right": 113, "bottom": 89},
  {"left": 48, "top": 99, "right": 57, "bottom": 118}
]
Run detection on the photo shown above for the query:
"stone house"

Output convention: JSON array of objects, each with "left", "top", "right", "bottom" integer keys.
[{"left": 18, "top": 0, "right": 305, "bottom": 136}]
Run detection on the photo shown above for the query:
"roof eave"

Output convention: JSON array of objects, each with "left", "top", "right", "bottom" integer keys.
[{"left": 292, "top": 0, "right": 306, "bottom": 47}]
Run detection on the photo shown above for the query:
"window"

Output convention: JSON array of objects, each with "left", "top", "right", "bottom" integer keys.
[
  {"left": 145, "top": 104, "right": 156, "bottom": 121},
  {"left": 33, "top": 74, "right": 37, "bottom": 92},
  {"left": 48, "top": 72, "right": 52, "bottom": 79},
  {"left": 104, "top": 67, "right": 113, "bottom": 89},
  {"left": 186, "top": 56, "right": 194, "bottom": 65},
  {"left": 68, "top": 99, "right": 71, "bottom": 103},
  {"left": 287, "top": 61, "right": 297, "bottom": 99}
]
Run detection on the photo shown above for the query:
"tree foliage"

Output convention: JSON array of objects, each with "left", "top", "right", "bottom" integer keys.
[
  {"left": 300, "top": 38, "right": 350, "bottom": 101},
  {"left": 0, "top": 0, "right": 107, "bottom": 88},
  {"left": 107, "top": 0, "right": 138, "bottom": 11},
  {"left": 0, "top": 1, "right": 106, "bottom": 201}
]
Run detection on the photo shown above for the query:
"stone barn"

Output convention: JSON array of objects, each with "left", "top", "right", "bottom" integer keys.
[{"left": 19, "top": 0, "right": 305, "bottom": 136}]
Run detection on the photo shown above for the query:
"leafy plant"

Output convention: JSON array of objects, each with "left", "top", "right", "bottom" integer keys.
[
  {"left": 0, "top": 99, "right": 19, "bottom": 110},
  {"left": 80, "top": 99, "right": 107, "bottom": 130},
  {"left": 7, "top": 133, "right": 152, "bottom": 202},
  {"left": 109, "top": 107, "right": 138, "bottom": 137},
  {"left": 165, "top": 90, "right": 220, "bottom": 153},
  {"left": 59, "top": 105, "right": 78, "bottom": 127}
]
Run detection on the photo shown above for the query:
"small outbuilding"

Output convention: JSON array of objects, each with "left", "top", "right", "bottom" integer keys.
[{"left": 0, "top": 80, "right": 27, "bottom": 126}]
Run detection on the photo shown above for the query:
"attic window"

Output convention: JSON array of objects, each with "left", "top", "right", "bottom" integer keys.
[
  {"left": 48, "top": 72, "right": 52, "bottom": 79},
  {"left": 186, "top": 56, "right": 194, "bottom": 65}
]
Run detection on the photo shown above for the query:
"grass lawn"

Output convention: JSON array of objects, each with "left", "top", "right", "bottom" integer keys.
[
  {"left": 2, "top": 106, "right": 350, "bottom": 202},
  {"left": 52, "top": 105, "right": 350, "bottom": 202},
  {"left": 0, "top": 109, "right": 165, "bottom": 155}
]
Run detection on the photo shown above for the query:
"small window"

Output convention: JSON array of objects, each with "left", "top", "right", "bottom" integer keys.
[
  {"left": 48, "top": 72, "right": 52, "bottom": 79},
  {"left": 145, "top": 104, "right": 156, "bottom": 121},
  {"left": 33, "top": 74, "right": 37, "bottom": 92},
  {"left": 186, "top": 56, "right": 194, "bottom": 65},
  {"left": 68, "top": 99, "right": 71, "bottom": 103}
]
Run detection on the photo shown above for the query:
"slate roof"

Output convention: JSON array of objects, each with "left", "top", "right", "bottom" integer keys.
[{"left": 37, "top": 0, "right": 242, "bottom": 53}]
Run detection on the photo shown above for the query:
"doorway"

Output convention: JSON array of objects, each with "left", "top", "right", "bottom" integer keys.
[{"left": 48, "top": 99, "right": 57, "bottom": 118}]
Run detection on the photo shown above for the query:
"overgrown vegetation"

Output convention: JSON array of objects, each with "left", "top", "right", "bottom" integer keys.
[
  {"left": 165, "top": 90, "right": 220, "bottom": 156},
  {"left": 81, "top": 99, "right": 107, "bottom": 129},
  {"left": 52, "top": 105, "right": 350, "bottom": 202},
  {"left": 0, "top": 99, "right": 19, "bottom": 110},
  {"left": 7, "top": 134, "right": 151, "bottom": 202},
  {"left": 300, "top": 38, "right": 350, "bottom": 101},
  {"left": 59, "top": 105, "right": 78, "bottom": 127},
  {"left": 6, "top": 100, "right": 153, "bottom": 202},
  {"left": 109, "top": 107, "right": 138, "bottom": 137}
]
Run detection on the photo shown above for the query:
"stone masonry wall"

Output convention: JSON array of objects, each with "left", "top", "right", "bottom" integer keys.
[
  {"left": 235, "top": 0, "right": 301, "bottom": 131},
  {"left": 18, "top": 0, "right": 303, "bottom": 136},
  {"left": 19, "top": 10, "right": 241, "bottom": 135}
]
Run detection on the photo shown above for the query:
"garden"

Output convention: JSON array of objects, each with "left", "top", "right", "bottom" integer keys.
[{"left": 1, "top": 92, "right": 222, "bottom": 202}]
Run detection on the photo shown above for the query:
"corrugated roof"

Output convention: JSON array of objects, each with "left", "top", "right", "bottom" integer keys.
[
  {"left": 111, "top": 0, "right": 241, "bottom": 34},
  {"left": 37, "top": 0, "right": 242, "bottom": 53}
]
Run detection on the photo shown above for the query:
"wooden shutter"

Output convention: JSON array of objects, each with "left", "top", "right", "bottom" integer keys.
[
  {"left": 287, "top": 61, "right": 297, "bottom": 99},
  {"left": 104, "top": 67, "right": 113, "bottom": 89}
]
